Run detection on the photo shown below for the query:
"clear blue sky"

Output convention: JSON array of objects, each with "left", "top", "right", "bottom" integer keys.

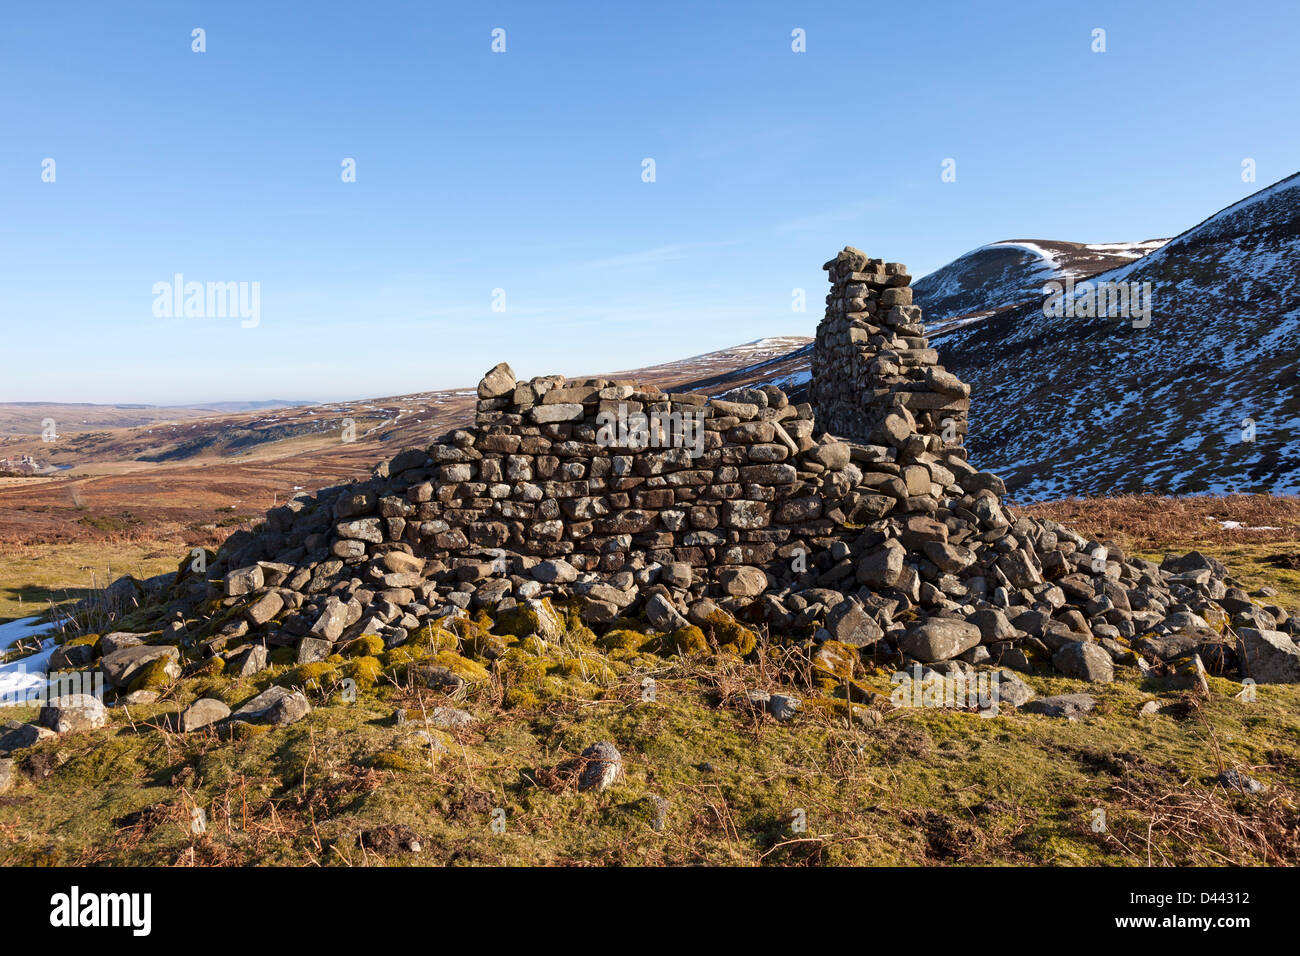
[{"left": 2, "top": 0, "right": 1296, "bottom": 405}]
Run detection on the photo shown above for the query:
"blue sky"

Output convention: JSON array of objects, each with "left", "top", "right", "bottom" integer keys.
[{"left": 2, "top": 0, "right": 1297, "bottom": 405}]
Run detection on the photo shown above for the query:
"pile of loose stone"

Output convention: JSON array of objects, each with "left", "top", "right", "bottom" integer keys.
[{"left": 48, "top": 249, "right": 1300, "bottom": 705}]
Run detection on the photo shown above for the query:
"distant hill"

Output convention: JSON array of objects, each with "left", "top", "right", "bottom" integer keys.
[{"left": 913, "top": 239, "right": 1168, "bottom": 330}]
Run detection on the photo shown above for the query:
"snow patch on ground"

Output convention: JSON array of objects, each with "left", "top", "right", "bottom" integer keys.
[{"left": 0, "top": 617, "right": 60, "bottom": 700}]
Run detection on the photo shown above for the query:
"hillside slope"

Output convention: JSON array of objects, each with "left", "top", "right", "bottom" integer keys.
[
  {"left": 937, "top": 173, "right": 1300, "bottom": 500},
  {"left": 913, "top": 240, "right": 1167, "bottom": 329}
]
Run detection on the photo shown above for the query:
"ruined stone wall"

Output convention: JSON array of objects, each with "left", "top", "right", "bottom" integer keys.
[
  {"left": 811, "top": 247, "right": 970, "bottom": 445},
  {"left": 213, "top": 362, "right": 893, "bottom": 640}
]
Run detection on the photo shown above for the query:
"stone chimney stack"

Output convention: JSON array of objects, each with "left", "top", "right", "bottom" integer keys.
[{"left": 811, "top": 247, "right": 970, "bottom": 448}]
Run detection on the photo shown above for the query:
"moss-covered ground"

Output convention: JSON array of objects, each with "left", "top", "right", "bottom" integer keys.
[{"left": 1, "top": 508, "right": 1298, "bottom": 867}]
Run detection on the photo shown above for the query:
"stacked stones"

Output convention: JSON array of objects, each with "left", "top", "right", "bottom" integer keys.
[
  {"left": 92, "top": 247, "right": 1300, "bottom": 692},
  {"left": 191, "top": 365, "right": 877, "bottom": 654},
  {"left": 812, "top": 247, "right": 970, "bottom": 444}
]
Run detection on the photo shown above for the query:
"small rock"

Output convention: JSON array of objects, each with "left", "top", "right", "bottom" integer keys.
[
  {"left": 1023, "top": 693, "right": 1096, "bottom": 719},
  {"left": 119, "top": 690, "right": 158, "bottom": 706},
  {"left": 1217, "top": 769, "right": 1266, "bottom": 795},
  {"left": 767, "top": 694, "right": 801, "bottom": 722},
  {"left": 0, "top": 758, "right": 12, "bottom": 794},
  {"left": 180, "top": 698, "right": 231, "bottom": 733},
  {"left": 577, "top": 741, "right": 622, "bottom": 792},
  {"left": 39, "top": 694, "right": 108, "bottom": 734},
  {"left": 428, "top": 706, "right": 477, "bottom": 730}
]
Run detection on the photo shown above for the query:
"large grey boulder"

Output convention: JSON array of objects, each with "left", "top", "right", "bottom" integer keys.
[
  {"left": 99, "top": 645, "right": 180, "bottom": 690},
  {"left": 856, "top": 543, "right": 904, "bottom": 588},
  {"left": 826, "top": 600, "right": 883, "bottom": 647},
  {"left": 477, "top": 362, "right": 516, "bottom": 399},
  {"left": 99, "top": 632, "right": 144, "bottom": 655},
  {"left": 718, "top": 566, "right": 768, "bottom": 598},
  {"left": 533, "top": 559, "right": 578, "bottom": 584},
  {"left": 991, "top": 669, "right": 1035, "bottom": 708},
  {"left": 645, "top": 593, "right": 689, "bottom": 632},
  {"left": 1236, "top": 628, "right": 1300, "bottom": 683},
  {"left": 49, "top": 642, "right": 96, "bottom": 671},
  {"left": 231, "top": 686, "right": 310, "bottom": 725},
  {"left": 900, "top": 620, "right": 981, "bottom": 662},
  {"left": 1052, "top": 641, "right": 1115, "bottom": 683},
  {"left": 224, "top": 564, "right": 264, "bottom": 597},
  {"left": 0, "top": 721, "right": 55, "bottom": 754}
]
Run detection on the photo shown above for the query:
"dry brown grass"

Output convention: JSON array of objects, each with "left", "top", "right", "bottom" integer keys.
[{"left": 1018, "top": 494, "right": 1300, "bottom": 551}]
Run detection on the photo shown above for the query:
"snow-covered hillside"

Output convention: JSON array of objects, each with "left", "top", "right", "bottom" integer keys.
[
  {"left": 662, "top": 174, "right": 1299, "bottom": 501},
  {"left": 913, "top": 239, "right": 1168, "bottom": 329},
  {"left": 936, "top": 172, "right": 1300, "bottom": 499}
]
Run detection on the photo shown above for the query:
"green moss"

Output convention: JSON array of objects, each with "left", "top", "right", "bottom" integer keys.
[
  {"left": 553, "top": 654, "right": 617, "bottom": 684},
  {"left": 229, "top": 721, "right": 269, "bottom": 741},
  {"left": 434, "top": 650, "right": 490, "bottom": 684},
  {"left": 344, "top": 633, "right": 386, "bottom": 658},
  {"left": 281, "top": 661, "right": 340, "bottom": 689},
  {"left": 343, "top": 656, "right": 383, "bottom": 688},
  {"left": 192, "top": 656, "right": 226, "bottom": 678},
  {"left": 661, "top": 625, "right": 709, "bottom": 657},
  {"left": 568, "top": 623, "right": 598, "bottom": 646},
  {"left": 269, "top": 647, "right": 296, "bottom": 667},
  {"left": 503, "top": 687, "right": 542, "bottom": 710},
  {"left": 597, "top": 628, "right": 653, "bottom": 653},
  {"left": 514, "top": 635, "right": 544, "bottom": 655},
  {"left": 499, "top": 647, "right": 550, "bottom": 685},
  {"left": 126, "top": 655, "right": 174, "bottom": 693},
  {"left": 706, "top": 611, "right": 757, "bottom": 656},
  {"left": 409, "top": 623, "right": 459, "bottom": 653},
  {"left": 494, "top": 604, "right": 541, "bottom": 638},
  {"left": 370, "top": 751, "right": 427, "bottom": 772}
]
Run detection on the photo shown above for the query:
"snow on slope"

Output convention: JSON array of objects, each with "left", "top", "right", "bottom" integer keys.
[
  {"left": 914, "top": 238, "right": 1169, "bottom": 330},
  {"left": 667, "top": 175, "right": 1299, "bottom": 501},
  {"left": 935, "top": 172, "right": 1300, "bottom": 500}
]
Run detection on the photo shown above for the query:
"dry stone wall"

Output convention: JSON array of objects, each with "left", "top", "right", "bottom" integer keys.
[{"left": 122, "top": 247, "right": 1296, "bottom": 693}]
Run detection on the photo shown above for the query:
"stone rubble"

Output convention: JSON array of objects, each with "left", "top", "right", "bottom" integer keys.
[{"left": 6, "top": 245, "right": 1291, "bottom": 755}]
